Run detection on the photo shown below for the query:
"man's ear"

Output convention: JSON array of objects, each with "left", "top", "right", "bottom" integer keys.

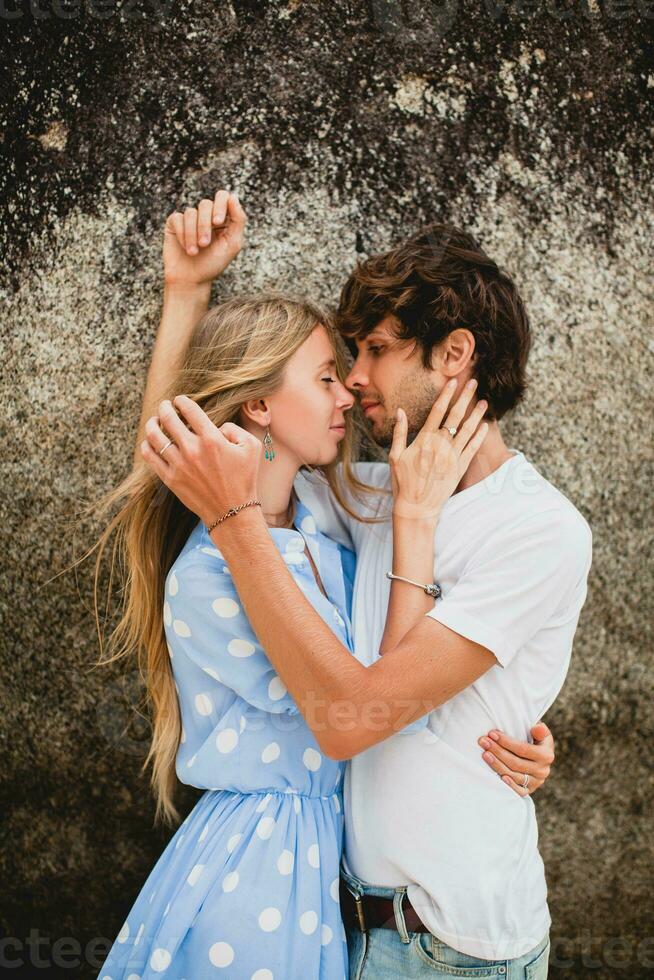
[{"left": 440, "top": 328, "right": 476, "bottom": 375}]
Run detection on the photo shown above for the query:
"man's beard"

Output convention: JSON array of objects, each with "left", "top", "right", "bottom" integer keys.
[{"left": 370, "top": 375, "right": 441, "bottom": 448}]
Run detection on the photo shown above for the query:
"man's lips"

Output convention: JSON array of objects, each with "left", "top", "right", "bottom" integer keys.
[{"left": 361, "top": 401, "right": 381, "bottom": 416}]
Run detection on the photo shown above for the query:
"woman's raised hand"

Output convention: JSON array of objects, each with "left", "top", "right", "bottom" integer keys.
[
  {"left": 163, "top": 189, "right": 247, "bottom": 287},
  {"left": 389, "top": 378, "right": 489, "bottom": 525}
]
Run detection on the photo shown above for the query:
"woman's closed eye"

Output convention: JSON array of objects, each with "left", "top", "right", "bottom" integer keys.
[{"left": 322, "top": 376, "right": 337, "bottom": 384}]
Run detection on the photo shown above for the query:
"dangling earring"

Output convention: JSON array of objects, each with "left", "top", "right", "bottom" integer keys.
[{"left": 263, "top": 425, "right": 275, "bottom": 461}]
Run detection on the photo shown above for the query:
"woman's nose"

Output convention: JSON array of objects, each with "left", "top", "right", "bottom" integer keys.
[{"left": 336, "top": 381, "right": 355, "bottom": 409}]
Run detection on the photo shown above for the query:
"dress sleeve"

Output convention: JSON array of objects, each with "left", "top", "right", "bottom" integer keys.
[
  {"left": 293, "top": 461, "right": 391, "bottom": 549},
  {"left": 426, "top": 506, "right": 593, "bottom": 669},
  {"left": 164, "top": 552, "right": 300, "bottom": 715}
]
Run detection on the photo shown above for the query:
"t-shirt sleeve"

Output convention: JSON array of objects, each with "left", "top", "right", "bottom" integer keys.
[
  {"left": 164, "top": 553, "right": 300, "bottom": 714},
  {"left": 293, "top": 461, "right": 391, "bottom": 550},
  {"left": 426, "top": 507, "right": 593, "bottom": 668}
]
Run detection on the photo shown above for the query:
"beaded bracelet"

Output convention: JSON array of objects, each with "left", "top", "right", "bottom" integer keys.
[{"left": 206, "top": 499, "right": 262, "bottom": 533}]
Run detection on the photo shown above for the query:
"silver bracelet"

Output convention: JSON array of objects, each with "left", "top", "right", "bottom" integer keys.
[{"left": 386, "top": 571, "right": 441, "bottom": 599}]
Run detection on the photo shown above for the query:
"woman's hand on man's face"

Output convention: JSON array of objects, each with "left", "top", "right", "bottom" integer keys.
[
  {"left": 163, "top": 188, "right": 247, "bottom": 287},
  {"left": 389, "top": 378, "right": 489, "bottom": 526}
]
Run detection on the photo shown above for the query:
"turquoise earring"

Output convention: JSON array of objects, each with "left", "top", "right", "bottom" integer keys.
[{"left": 263, "top": 426, "right": 275, "bottom": 461}]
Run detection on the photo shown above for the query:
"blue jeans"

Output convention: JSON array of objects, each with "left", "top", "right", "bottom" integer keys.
[{"left": 341, "top": 865, "right": 550, "bottom": 979}]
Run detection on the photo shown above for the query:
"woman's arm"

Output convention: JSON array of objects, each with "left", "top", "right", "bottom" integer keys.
[
  {"left": 379, "top": 408, "right": 437, "bottom": 654},
  {"left": 132, "top": 189, "right": 246, "bottom": 468}
]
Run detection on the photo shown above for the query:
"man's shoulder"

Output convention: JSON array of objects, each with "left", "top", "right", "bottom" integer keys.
[{"left": 492, "top": 454, "right": 592, "bottom": 559}]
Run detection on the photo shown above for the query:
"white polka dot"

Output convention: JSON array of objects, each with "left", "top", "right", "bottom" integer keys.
[
  {"left": 117, "top": 921, "right": 129, "bottom": 943},
  {"left": 333, "top": 795, "right": 341, "bottom": 812},
  {"left": 150, "top": 948, "right": 172, "bottom": 972},
  {"left": 194, "top": 693, "right": 213, "bottom": 716},
  {"left": 255, "top": 793, "right": 272, "bottom": 811},
  {"left": 284, "top": 552, "right": 305, "bottom": 565},
  {"left": 300, "top": 515, "right": 317, "bottom": 535},
  {"left": 268, "top": 676, "right": 287, "bottom": 701},
  {"left": 228, "top": 637, "right": 256, "bottom": 658},
  {"left": 187, "top": 863, "right": 205, "bottom": 887},
  {"left": 163, "top": 602, "right": 172, "bottom": 626},
  {"left": 285, "top": 536, "right": 305, "bottom": 552},
  {"left": 251, "top": 971, "right": 273, "bottom": 980},
  {"left": 167, "top": 643, "right": 174, "bottom": 660},
  {"left": 239, "top": 715, "right": 247, "bottom": 732},
  {"left": 168, "top": 572, "right": 179, "bottom": 596},
  {"left": 321, "top": 924, "right": 333, "bottom": 946},
  {"left": 216, "top": 728, "right": 238, "bottom": 754},
  {"left": 299, "top": 910, "right": 318, "bottom": 935},
  {"left": 209, "top": 941, "right": 234, "bottom": 967},
  {"left": 227, "top": 833, "right": 242, "bottom": 853},
  {"left": 222, "top": 565, "right": 231, "bottom": 575},
  {"left": 173, "top": 618, "right": 191, "bottom": 637},
  {"left": 199, "top": 821, "right": 209, "bottom": 842},
  {"left": 258, "top": 907, "right": 282, "bottom": 932},
  {"left": 127, "top": 974, "right": 141, "bottom": 980},
  {"left": 302, "top": 748, "right": 322, "bottom": 771},
  {"left": 261, "top": 742, "right": 281, "bottom": 764},
  {"left": 307, "top": 843, "right": 320, "bottom": 868},
  {"left": 277, "top": 849, "right": 294, "bottom": 875},
  {"left": 180, "top": 725, "right": 186, "bottom": 744},
  {"left": 200, "top": 666, "right": 220, "bottom": 682},
  {"left": 256, "top": 816, "right": 276, "bottom": 840},
  {"left": 222, "top": 870, "right": 239, "bottom": 892},
  {"left": 134, "top": 923, "right": 144, "bottom": 946},
  {"left": 212, "top": 597, "right": 240, "bottom": 618},
  {"left": 293, "top": 796, "right": 301, "bottom": 814},
  {"left": 201, "top": 545, "right": 223, "bottom": 558},
  {"left": 329, "top": 878, "right": 339, "bottom": 901}
]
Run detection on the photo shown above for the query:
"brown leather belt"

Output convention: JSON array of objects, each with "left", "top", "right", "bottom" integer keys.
[{"left": 339, "top": 877, "right": 430, "bottom": 934}]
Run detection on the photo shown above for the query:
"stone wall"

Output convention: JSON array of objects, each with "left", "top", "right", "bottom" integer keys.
[{"left": 2, "top": 2, "right": 652, "bottom": 977}]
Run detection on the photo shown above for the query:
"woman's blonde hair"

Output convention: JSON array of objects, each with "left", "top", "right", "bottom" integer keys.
[{"left": 72, "top": 293, "right": 389, "bottom": 828}]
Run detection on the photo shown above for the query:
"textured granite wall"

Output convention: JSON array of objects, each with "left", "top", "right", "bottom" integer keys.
[{"left": 2, "top": 2, "right": 652, "bottom": 977}]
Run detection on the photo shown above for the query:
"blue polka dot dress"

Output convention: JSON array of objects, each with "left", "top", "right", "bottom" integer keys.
[{"left": 99, "top": 496, "right": 355, "bottom": 980}]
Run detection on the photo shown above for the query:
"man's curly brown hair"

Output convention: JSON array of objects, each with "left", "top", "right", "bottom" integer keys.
[{"left": 336, "top": 223, "right": 532, "bottom": 422}]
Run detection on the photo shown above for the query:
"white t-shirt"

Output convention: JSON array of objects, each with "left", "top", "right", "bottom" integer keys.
[{"left": 293, "top": 450, "right": 592, "bottom": 960}]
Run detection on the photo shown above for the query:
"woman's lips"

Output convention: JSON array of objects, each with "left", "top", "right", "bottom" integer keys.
[{"left": 330, "top": 425, "right": 346, "bottom": 437}]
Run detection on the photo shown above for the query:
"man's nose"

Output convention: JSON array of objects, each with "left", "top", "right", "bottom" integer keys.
[{"left": 345, "top": 357, "right": 368, "bottom": 391}]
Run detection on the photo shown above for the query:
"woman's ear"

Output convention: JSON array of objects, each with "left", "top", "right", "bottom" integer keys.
[{"left": 240, "top": 398, "right": 271, "bottom": 430}]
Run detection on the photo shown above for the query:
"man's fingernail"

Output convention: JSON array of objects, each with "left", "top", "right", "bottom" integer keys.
[{"left": 466, "top": 378, "right": 477, "bottom": 389}]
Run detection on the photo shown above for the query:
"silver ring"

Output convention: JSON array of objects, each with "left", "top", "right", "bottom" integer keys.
[
  {"left": 521, "top": 773, "right": 530, "bottom": 789},
  {"left": 442, "top": 425, "right": 457, "bottom": 437},
  {"left": 159, "top": 439, "right": 175, "bottom": 457}
]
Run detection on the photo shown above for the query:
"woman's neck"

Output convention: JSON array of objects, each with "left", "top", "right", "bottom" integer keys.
[{"left": 255, "top": 452, "right": 300, "bottom": 528}]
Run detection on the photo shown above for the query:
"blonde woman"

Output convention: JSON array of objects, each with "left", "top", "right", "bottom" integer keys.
[{"left": 91, "top": 192, "right": 555, "bottom": 980}]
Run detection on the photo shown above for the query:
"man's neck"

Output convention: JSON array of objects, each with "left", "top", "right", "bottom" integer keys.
[{"left": 454, "top": 421, "right": 515, "bottom": 495}]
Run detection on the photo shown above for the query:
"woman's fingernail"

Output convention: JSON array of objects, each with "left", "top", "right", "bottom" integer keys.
[
  {"left": 483, "top": 752, "right": 495, "bottom": 763},
  {"left": 488, "top": 730, "right": 500, "bottom": 740},
  {"left": 466, "top": 378, "right": 477, "bottom": 389},
  {"left": 199, "top": 236, "right": 209, "bottom": 245},
  {"left": 480, "top": 737, "right": 491, "bottom": 749}
]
